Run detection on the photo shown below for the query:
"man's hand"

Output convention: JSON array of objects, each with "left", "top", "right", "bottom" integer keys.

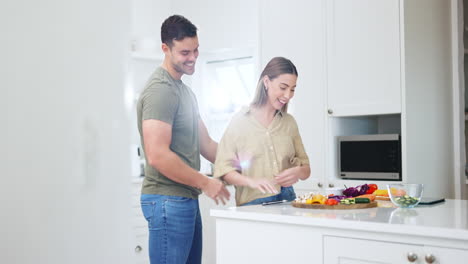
[{"left": 201, "top": 178, "right": 230, "bottom": 205}]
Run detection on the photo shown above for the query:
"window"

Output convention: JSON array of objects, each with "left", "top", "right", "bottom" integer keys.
[
  {"left": 198, "top": 55, "right": 257, "bottom": 174},
  {"left": 202, "top": 55, "right": 256, "bottom": 142}
]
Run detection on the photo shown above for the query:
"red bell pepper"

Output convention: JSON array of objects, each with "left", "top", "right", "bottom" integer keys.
[{"left": 366, "top": 184, "right": 378, "bottom": 194}]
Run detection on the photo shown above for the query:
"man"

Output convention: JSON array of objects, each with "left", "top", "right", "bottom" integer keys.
[{"left": 136, "top": 15, "right": 230, "bottom": 264}]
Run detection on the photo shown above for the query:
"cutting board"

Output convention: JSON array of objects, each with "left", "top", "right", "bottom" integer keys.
[{"left": 291, "top": 201, "right": 378, "bottom": 210}]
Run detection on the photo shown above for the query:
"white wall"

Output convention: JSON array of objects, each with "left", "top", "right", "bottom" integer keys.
[
  {"left": 1, "top": 1, "right": 134, "bottom": 263},
  {"left": 131, "top": 0, "right": 171, "bottom": 56},
  {"left": 171, "top": 0, "right": 258, "bottom": 52}
]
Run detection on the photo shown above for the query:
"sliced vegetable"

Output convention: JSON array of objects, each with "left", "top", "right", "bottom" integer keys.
[
  {"left": 357, "top": 184, "right": 370, "bottom": 195},
  {"left": 342, "top": 187, "right": 358, "bottom": 197},
  {"left": 394, "top": 195, "right": 419, "bottom": 207},
  {"left": 325, "top": 199, "right": 339, "bottom": 206},
  {"left": 356, "top": 194, "right": 376, "bottom": 201},
  {"left": 327, "top": 195, "right": 349, "bottom": 201},
  {"left": 373, "top": 189, "right": 389, "bottom": 197},
  {"left": 343, "top": 184, "right": 370, "bottom": 197},
  {"left": 311, "top": 194, "right": 327, "bottom": 204},
  {"left": 354, "top": 197, "right": 370, "bottom": 203},
  {"left": 394, "top": 189, "right": 407, "bottom": 196},
  {"left": 340, "top": 198, "right": 356, "bottom": 205},
  {"left": 366, "top": 184, "right": 378, "bottom": 194}
]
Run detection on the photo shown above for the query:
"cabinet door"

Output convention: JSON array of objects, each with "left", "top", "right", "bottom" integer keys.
[
  {"left": 131, "top": 181, "right": 149, "bottom": 264},
  {"left": 327, "top": 0, "right": 401, "bottom": 116},
  {"left": 324, "top": 236, "right": 423, "bottom": 264},
  {"left": 259, "top": 0, "right": 326, "bottom": 190},
  {"left": 424, "top": 246, "right": 468, "bottom": 263}
]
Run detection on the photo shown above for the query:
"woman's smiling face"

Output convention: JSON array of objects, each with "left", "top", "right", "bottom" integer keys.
[{"left": 264, "top": 73, "right": 297, "bottom": 111}]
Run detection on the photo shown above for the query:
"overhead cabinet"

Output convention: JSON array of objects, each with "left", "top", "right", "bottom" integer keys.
[{"left": 326, "top": 0, "right": 402, "bottom": 117}]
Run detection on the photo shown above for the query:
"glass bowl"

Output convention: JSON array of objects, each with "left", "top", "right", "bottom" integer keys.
[{"left": 387, "top": 183, "right": 424, "bottom": 208}]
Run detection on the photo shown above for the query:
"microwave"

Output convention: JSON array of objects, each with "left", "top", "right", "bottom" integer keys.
[{"left": 337, "top": 134, "right": 401, "bottom": 180}]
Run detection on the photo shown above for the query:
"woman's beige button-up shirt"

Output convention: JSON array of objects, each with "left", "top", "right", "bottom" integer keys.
[{"left": 213, "top": 106, "right": 310, "bottom": 206}]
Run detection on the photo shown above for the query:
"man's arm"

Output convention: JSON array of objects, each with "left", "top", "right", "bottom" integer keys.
[
  {"left": 142, "top": 119, "right": 229, "bottom": 204},
  {"left": 198, "top": 118, "right": 217, "bottom": 163}
]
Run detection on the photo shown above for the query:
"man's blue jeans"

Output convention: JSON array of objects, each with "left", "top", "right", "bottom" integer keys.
[
  {"left": 140, "top": 194, "right": 202, "bottom": 264},
  {"left": 241, "top": 186, "right": 296, "bottom": 206}
]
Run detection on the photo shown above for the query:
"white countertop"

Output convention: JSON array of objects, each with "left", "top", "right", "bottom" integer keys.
[{"left": 211, "top": 199, "right": 468, "bottom": 241}]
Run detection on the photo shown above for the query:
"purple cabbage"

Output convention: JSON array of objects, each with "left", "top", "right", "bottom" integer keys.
[
  {"left": 327, "top": 195, "right": 349, "bottom": 201},
  {"left": 342, "top": 184, "right": 369, "bottom": 197}
]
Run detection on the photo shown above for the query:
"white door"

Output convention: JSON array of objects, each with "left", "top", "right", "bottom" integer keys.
[
  {"left": 259, "top": 0, "right": 327, "bottom": 191},
  {"left": 326, "top": 0, "right": 401, "bottom": 116},
  {"left": 324, "top": 236, "right": 423, "bottom": 263},
  {"left": 1, "top": 0, "right": 134, "bottom": 263}
]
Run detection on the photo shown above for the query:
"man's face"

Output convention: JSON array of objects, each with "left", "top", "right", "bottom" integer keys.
[{"left": 163, "top": 36, "right": 199, "bottom": 78}]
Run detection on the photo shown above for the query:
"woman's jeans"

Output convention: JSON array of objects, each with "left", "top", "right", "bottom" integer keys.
[
  {"left": 242, "top": 186, "right": 296, "bottom": 206},
  {"left": 140, "top": 194, "right": 202, "bottom": 264}
]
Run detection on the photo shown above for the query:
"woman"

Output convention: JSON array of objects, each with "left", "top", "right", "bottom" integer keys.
[{"left": 213, "top": 57, "right": 310, "bottom": 206}]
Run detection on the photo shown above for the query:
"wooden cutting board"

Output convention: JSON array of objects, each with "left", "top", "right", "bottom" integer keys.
[{"left": 291, "top": 201, "right": 378, "bottom": 210}]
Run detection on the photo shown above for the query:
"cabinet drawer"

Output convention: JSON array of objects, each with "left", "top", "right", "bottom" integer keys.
[{"left": 324, "top": 235, "right": 422, "bottom": 264}]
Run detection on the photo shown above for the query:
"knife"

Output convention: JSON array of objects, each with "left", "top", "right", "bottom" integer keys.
[{"left": 262, "top": 200, "right": 288, "bottom": 206}]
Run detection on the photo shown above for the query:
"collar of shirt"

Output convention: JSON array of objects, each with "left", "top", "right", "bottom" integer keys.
[{"left": 240, "top": 105, "right": 284, "bottom": 117}]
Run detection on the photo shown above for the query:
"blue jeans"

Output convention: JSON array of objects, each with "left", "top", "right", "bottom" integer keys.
[
  {"left": 140, "top": 194, "right": 202, "bottom": 264},
  {"left": 242, "top": 186, "right": 296, "bottom": 206}
]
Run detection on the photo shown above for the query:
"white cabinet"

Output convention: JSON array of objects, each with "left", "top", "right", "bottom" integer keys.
[
  {"left": 259, "top": 0, "right": 327, "bottom": 191},
  {"left": 324, "top": 236, "right": 419, "bottom": 263},
  {"left": 326, "top": 0, "right": 453, "bottom": 198},
  {"left": 213, "top": 199, "right": 468, "bottom": 264},
  {"left": 424, "top": 245, "right": 468, "bottom": 263},
  {"left": 131, "top": 179, "right": 149, "bottom": 264},
  {"left": 326, "top": 0, "right": 401, "bottom": 117},
  {"left": 324, "top": 236, "right": 468, "bottom": 264}
]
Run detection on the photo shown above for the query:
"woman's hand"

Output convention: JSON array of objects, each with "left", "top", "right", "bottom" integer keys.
[
  {"left": 275, "top": 165, "right": 310, "bottom": 187},
  {"left": 246, "top": 178, "right": 278, "bottom": 194},
  {"left": 223, "top": 170, "right": 278, "bottom": 194}
]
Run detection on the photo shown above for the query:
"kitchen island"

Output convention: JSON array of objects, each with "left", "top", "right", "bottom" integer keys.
[{"left": 211, "top": 199, "right": 468, "bottom": 263}]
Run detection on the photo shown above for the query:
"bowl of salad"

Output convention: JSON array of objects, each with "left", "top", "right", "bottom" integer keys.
[{"left": 387, "top": 183, "right": 424, "bottom": 208}]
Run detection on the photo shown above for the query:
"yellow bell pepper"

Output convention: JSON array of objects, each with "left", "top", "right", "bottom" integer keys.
[
  {"left": 373, "top": 189, "right": 389, "bottom": 197},
  {"left": 311, "top": 194, "right": 327, "bottom": 204}
]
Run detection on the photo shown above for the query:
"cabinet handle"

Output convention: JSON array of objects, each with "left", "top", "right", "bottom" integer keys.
[
  {"left": 425, "top": 254, "right": 436, "bottom": 263},
  {"left": 327, "top": 109, "right": 333, "bottom": 114},
  {"left": 328, "top": 183, "right": 334, "bottom": 188},
  {"left": 318, "top": 182, "right": 323, "bottom": 188},
  {"left": 407, "top": 252, "right": 418, "bottom": 262},
  {"left": 135, "top": 245, "right": 142, "bottom": 253}
]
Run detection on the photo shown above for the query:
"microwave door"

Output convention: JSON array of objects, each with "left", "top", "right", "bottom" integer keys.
[{"left": 339, "top": 137, "right": 401, "bottom": 180}]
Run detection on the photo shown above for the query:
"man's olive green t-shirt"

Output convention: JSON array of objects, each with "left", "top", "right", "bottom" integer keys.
[
  {"left": 213, "top": 106, "right": 309, "bottom": 206},
  {"left": 137, "top": 67, "right": 201, "bottom": 199}
]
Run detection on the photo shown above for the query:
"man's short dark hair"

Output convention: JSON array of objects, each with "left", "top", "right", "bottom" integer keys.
[{"left": 161, "top": 15, "right": 198, "bottom": 47}]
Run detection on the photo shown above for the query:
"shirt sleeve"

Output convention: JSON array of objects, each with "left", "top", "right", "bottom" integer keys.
[
  {"left": 141, "top": 83, "right": 179, "bottom": 125},
  {"left": 290, "top": 116, "right": 310, "bottom": 166},
  {"left": 213, "top": 121, "right": 240, "bottom": 179}
]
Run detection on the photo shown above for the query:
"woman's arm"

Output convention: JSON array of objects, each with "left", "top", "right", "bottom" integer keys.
[{"left": 274, "top": 165, "right": 311, "bottom": 187}]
